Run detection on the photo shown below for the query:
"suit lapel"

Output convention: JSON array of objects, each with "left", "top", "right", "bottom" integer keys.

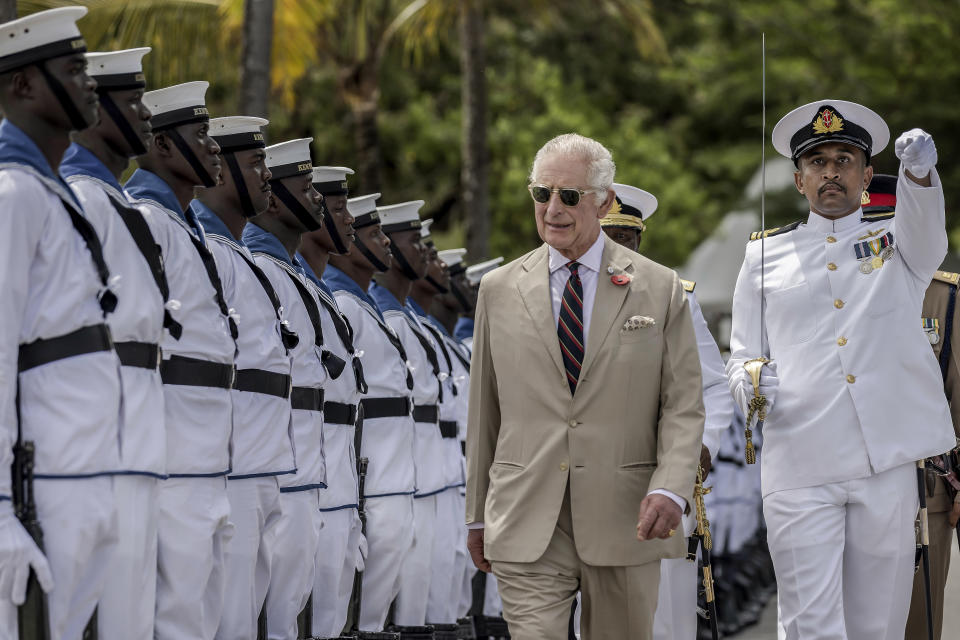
[
  {"left": 579, "top": 236, "right": 634, "bottom": 381},
  {"left": 517, "top": 245, "right": 565, "bottom": 378}
]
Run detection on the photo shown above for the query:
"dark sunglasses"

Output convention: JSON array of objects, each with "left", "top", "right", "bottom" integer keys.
[{"left": 528, "top": 184, "right": 600, "bottom": 207}]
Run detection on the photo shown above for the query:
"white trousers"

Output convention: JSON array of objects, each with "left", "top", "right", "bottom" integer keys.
[
  {"left": 0, "top": 477, "right": 116, "bottom": 640},
  {"left": 155, "top": 476, "right": 233, "bottom": 640},
  {"left": 396, "top": 493, "right": 438, "bottom": 625},
  {"left": 266, "top": 489, "right": 323, "bottom": 640},
  {"left": 426, "top": 488, "right": 464, "bottom": 623},
  {"left": 311, "top": 507, "right": 359, "bottom": 637},
  {"left": 359, "top": 494, "right": 415, "bottom": 631},
  {"left": 764, "top": 463, "right": 917, "bottom": 640},
  {"left": 97, "top": 475, "right": 159, "bottom": 639},
  {"left": 216, "top": 476, "right": 282, "bottom": 640},
  {"left": 651, "top": 557, "right": 698, "bottom": 640}
]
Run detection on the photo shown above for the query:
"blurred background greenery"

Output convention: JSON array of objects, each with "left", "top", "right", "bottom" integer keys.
[{"left": 15, "top": 0, "right": 960, "bottom": 268}]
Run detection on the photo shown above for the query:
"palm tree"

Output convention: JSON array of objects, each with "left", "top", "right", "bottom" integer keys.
[
  {"left": 238, "top": 0, "right": 273, "bottom": 118},
  {"left": 0, "top": 0, "right": 15, "bottom": 21}
]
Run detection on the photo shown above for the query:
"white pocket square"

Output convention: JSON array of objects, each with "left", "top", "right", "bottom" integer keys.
[{"left": 623, "top": 315, "right": 655, "bottom": 331}]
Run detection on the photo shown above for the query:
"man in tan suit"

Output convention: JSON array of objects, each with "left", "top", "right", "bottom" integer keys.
[{"left": 464, "top": 133, "right": 705, "bottom": 639}]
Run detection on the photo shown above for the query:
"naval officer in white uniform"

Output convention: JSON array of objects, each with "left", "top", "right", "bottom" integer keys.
[{"left": 727, "top": 99, "right": 956, "bottom": 640}]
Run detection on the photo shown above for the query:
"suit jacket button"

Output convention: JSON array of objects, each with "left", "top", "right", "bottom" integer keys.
[
  {"left": 559, "top": 461, "right": 569, "bottom": 471},
  {"left": 569, "top": 419, "right": 578, "bottom": 428},
  {"left": 834, "top": 299, "right": 845, "bottom": 309},
  {"left": 846, "top": 374, "right": 856, "bottom": 384}
]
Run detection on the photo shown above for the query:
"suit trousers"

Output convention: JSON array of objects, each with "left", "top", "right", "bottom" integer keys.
[
  {"left": 905, "top": 493, "right": 955, "bottom": 640},
  {"left": 216, "top": 476, "right": 283, "bottom": 640},
  {"left": 764, "top": 462, "right": 917, "bottom": 640},
  {"left": 311, "top": 507, "right": 359, "bottom": 637},
  {"left": 426, "top": 487, "right": 464, "bottom": 623},
  {"left": 0, "top": 477, "right": 116, "bottom": 640},
  {"left": 155, "top": 476, "right": 233, "bottom": 640},
  {"left": 97, "top": 475, "right": 159, "bottom": 639},
  {"left": 491, "top": 487, "right": 661, "bottom": 640},
  {"left": 396, "top": 493, "right": 438, "bottom": 625},
  {"left": 266, "top": 489, "right": 323, "bottom": 640},
  {"left": 359, "top": 494, "right": 415, "bottom": 631}
]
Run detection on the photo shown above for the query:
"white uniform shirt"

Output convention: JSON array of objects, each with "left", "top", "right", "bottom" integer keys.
[
  {"left": 125, "top": 170, "right": 235, "bottom": 476},
  {"left": 62, "top": 145, "right": 166, "bottom": 476},
  {"left": 195, "top": 203, "right": 295, "bottom": 478},
  {"left": 327, "top": 267, "right": 416, "bottom": 498},
  {"left": 727, "top": 166, "right": 956, "bottom": 496},
  {"left": 0, "top": 136, "right": 121, "bottom": 493},
  {"left": 687, "top": 289, "right": 734, "bottom": 459}
]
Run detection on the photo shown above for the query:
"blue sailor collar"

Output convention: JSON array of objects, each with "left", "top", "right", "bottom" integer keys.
[
  {"left": 370, "top": 282, "right": 411, "bottom": 319},
  {"left": 427, "top": 314, "right": 453, "bottom": 338},
  {"left": 326, "top": 264, "right": 383, "bottom": 320},
  {"left": 242, "top": 222, "right": 296, "bottom": 268},
  {"left": 124, "top": 168, "right": 185, "bottom": 218},
  {"left": 406, "top": 297, "right": 428, "bottom": 319},
  {"left": 190, "top": 199, "right": 242, "bottom": 244},
  {"left": 454, "top": 316, "right": 474, "bottom": 342},
  {"left": 60, "top": 143, "right": 124, "bottom": 195},
  {"left": 0, "top": 119, "right": 81, "bottom": 209},
  {"left": 295, "top": 254, "right": 337, "bottom": 299}
]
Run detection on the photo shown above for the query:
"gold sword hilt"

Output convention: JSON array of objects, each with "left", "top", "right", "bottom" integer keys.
[
  {"left": 742, "top": 357, "right": 770, "bottom": 464},
  {"left": 694, "top": 465, "right": 713, "bottom": 550}
]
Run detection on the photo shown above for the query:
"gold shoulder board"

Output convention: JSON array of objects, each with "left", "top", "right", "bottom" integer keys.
[
  {"left": 933, "top": 270, "right": 960, "bottom": 286},
  {"left": 749, "top": 220, "right": 801, "bottom": 241},
  {"left": 680, "top": 279, "right": 696, "bottom": 293}
]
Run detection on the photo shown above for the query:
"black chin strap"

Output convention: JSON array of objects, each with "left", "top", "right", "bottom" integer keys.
[
  {"left": 388, "top": 241, "right": 421, "bottom": 281},
  {"left": 165, "top": 127, "right": 217, "bottom": 187},
  {"left": 450, "top": 280, "right": 472, "bottom": 313},
  {"left": 97, "top": 90, "right": 147, "bottom": 156},
  {"left": 36, "top": 62, "right": 89, "bottom": 131},
  {"left": 353, "top": 236, "right": 390, "bottom": 272},
  {"left": 271, "top": 179, "right": 321, "bottom": 231},
  {"left": 224, "top": 152, "right": 258, "bottom": 218},
  {"left": 322, "top": 202, "right": 349, "bottom": 254},
  {"left": 426, "top": 275, "right": 448, "bottom": 294}
]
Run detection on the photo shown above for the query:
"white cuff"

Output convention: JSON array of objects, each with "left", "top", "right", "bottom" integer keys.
[
  {"left": 467, "top": 521, "right": 485, "bottom": 530},
  {"left": 648, "top": 488, "right": 687, "bottom": 512}
]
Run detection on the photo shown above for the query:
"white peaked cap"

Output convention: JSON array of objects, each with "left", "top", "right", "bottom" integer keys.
[
  {"left": 85, "top": 47, "right": 150, "bottom": 76},
  {"left": 420, "top": 218, "right": 434, "bottom": 238},
  {"left": 265, "top": 137, "right": 313, "bottom": 169},
  {"left": 210, "top": 116, "right": 268, "bottom": 137},
  {"left": 466, "top": 257, "right": 504, "bottom": 285},
  {"left": 437, "top": 248, "right": 467, "bottom": 267},
  {"left": 0, "top": 7, "right": 86, "bottom": 61},
  {"left": 144, "top": 80, "right": 209, "bottom": 117},
  {"left": 378, "top": 200, "right": 425, "bottom": 231},
  {"left": 772, "top": 99, "right": 889, "bottom": 160},
  {"left": 312, "top": 166, "right": 354, "bottom": 183},
  {"left": 347, "top": 193, "right": 382, "bottom": 217},
  {"left": 609, "top": 183, "right": 658, "bottom": 222}
]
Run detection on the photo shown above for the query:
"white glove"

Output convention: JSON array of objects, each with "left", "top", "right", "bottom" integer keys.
[
  {"left": 732, "top": 359, "right": 779, "bottom": 416},
  {"left": 895, "top": 128, "right": 937, "bottom": 178},
  {"left": 350, "top": 510, "right": 367, "bottom": 572},
  {"left": 0, "top": 503, "right": 53, "bottom": 605}
]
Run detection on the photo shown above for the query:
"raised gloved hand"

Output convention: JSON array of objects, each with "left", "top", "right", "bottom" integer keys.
[
  {"left": 732, "top": 359, "right": 779, "bottom": 416},
  {"left": 895, "top": 128, "right": 937, "bottom": 179},
  {"left": 0, "top": 503, "right": 53, "bottom": 605}
]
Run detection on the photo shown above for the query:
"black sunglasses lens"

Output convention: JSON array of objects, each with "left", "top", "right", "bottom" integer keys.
[
  {"left": 559, "top": 189, "right": 580, "bottom": 206},
  {"left": 531, "top": 186, "right": 551, "bottom": 203}
]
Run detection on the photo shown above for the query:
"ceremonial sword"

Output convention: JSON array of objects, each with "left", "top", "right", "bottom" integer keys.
[{"left": 742, "top": 33, "right": 769, "bottom": 465}]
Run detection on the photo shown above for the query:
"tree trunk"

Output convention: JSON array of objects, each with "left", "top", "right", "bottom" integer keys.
[
  {"left": 460, "top": 0, "right": 489, "bottom": 261},
  {"left": 352, "top": 98, "right": 381, "bottom": 194},
  {"left": 239, "top": 0, "right": 274, "bottom": 118},
  {"left": 0, "top": 0, "right": 14, "bottom": 22}
]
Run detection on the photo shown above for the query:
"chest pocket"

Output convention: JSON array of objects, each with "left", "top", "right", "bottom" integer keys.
[{"left": 766, "top": 281, "right": 817, "bottom": 346}]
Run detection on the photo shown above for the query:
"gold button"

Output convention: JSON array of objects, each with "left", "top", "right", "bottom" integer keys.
[
  {"left": 569, "top": 419, "right": 578, "bottom": 428},
  {"left": 827, "top": 262, "right": 837, "bottom": 271},
  {"left": 846, "top": 374, "right": 856, "bottom": 384},
  {"left": 559, "top": 461, "right": 569, "bottom": 471},
  {"left": 834, "top": 299, "right": 845, "bottom": 309},
  {"left": 827, "top": 236, "right": 837, "bottom": 243},
  {"left": 837, "top": 337, "right": 848, "bottom": 346}
]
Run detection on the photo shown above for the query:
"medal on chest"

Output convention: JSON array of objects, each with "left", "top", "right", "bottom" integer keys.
[
  {"left": 853, "top": 230, "right": 894, "bottom": 274},
  {"left": 922, "top": 317, "right": 940, "bottom": 345}
]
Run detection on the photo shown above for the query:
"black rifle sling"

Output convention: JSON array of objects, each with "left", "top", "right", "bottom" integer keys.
[
  {"left": 229, "top": 245, "right": 299, "bottom": 351},
  {"left": 315, "top": 291, "right": 368, "bottom": 394},
  {"left": 184, "top": 230, "right": 238, "bottom": 340},
  {"left": 368, "top": 308, "right": 414, "bottom": 391},
  {"left": 108, "top": 196, "right": 183, "bottom": 339},
  {"left": 940, "top": 282, "right": 957, "bottom": 382},
  {"left": 280, "top": 267, "right": 347, "bottom": 380},
  {"left": 61, "top": 198, "right": 117, "bottom": 315},
  {"left": 405, "top": 315, "right": 443, "bottom": 402},
  {"left": 422, "top": 321, "right": 457, "bottom": 397}
]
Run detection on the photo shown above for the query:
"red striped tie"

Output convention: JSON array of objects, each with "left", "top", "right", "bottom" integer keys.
[{"left": 558, "top": 262, "right": 584, "bottom": 394}]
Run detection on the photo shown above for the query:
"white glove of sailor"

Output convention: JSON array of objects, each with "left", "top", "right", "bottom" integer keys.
[
  {"left": 0, "top": 502, "right": 53, "bottom": 605},
  {"left": 895, "top": 128, "right": 937, "bottom": 179},
  {"left": 350, "top": 510, "right": 368, "bottom": 572},
  {"left": 733, "top": 359, "right": 779, "bottom": 417}
]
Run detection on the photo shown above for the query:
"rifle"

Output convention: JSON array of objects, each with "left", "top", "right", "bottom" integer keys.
[
  {"left": 12, "top": 439, "right": 50, "bottom": 640},
  {"left": 690, "top": 464, "right": 720, "bottom": 640}
]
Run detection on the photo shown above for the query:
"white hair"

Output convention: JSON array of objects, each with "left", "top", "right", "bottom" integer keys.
[{"left": 529, "top": 133, "right": 616, "bottom": 205}]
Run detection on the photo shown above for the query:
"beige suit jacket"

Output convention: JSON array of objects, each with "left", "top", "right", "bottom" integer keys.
[{"left": 465, "top": 235, "right": 705, "bottom": 567}]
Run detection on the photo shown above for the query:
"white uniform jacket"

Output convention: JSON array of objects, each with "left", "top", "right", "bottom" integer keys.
[
  {"left": 686, "top": 288, "right": 734, "bottom": 460},
  {"left": 0, "top": 123, "right": 121, "bottom": 495},
  {"left": 62, "top": 143, "right": 166, "bottom": 477},
  {"left": 727, "top": 166, "right": 956, "bottom": 496},
  {"left": 125, "top": 169, "right": 235, "bottom": 477}
]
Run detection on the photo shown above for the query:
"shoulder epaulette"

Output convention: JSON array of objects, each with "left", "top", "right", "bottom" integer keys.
[
  {"left": 933, "top": 270, "right": 960, "bottom": 286},
  {"left": 861, "top": 210, "right": 895, "bottom": 222},
  {"left": 680, "top": 279, "right": 696, "bottom": 293},
  {"left": 749, "top": 220, "right": 801, "bottom": 241}
]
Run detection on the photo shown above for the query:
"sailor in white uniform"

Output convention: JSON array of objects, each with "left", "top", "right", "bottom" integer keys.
[
  {"left": 0, "top": 8, "right": 122, "bottom": 638},
  {"left": 124, "top": 81, "right": 236, "bottom": 640},
  {"left": 298, "top": 166, "right": 369, "bottom": 638},
  {"left": 325, "top": 193, "right": 418, "bottom": 631},
  {"left": 727, "top": 100, "right": 956, "bottom": 640},
  {"left": 60, "top": 46, "right": 171, "bottom": 639},
  {"left": 189, "top": 119, "right": 298, "bottom": 640},
  {"left": 370, "top": 200, "right": 446, "bottom": 627}
]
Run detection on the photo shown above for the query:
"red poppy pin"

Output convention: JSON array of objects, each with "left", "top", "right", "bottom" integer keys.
[{"left": 611, "top": 273, "right": 631, "bottom": 286}]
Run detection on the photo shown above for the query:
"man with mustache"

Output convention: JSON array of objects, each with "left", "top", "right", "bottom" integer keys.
[
  {"left": 727, "top": 100, "right": 956, "bottom": 639},
  {"left": 125, "top": 81, "right": 237, "bottom": 640}
]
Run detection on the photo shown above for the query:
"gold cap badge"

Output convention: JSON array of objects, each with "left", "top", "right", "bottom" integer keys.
[{"left": 813, "top": 108, "right": 844, "bottom": 135}]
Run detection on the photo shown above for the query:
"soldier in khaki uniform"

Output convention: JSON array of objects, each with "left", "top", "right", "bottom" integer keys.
[{"left": 862, "top": 174, "right": 960, "bottom": 640}]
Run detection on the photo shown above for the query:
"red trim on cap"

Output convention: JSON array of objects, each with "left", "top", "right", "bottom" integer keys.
[{"left": 866, "top": 192, "right": 896, "bottom": 208}]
